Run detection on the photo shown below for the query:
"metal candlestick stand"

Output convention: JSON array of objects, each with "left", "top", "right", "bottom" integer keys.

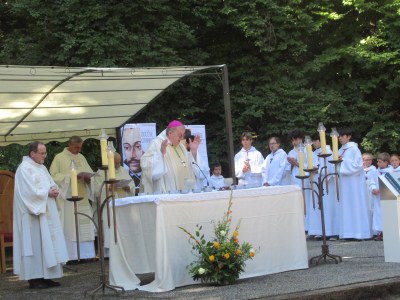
[
  {"left": 297, "top": 155, "right": 343, "bottom": 265},
  {"left": 84, "top": 166, "right": 125, "bottom": 298}
]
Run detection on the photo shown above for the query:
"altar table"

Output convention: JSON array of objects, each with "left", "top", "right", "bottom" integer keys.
[{"left": 109, "top": 185, "right": 308, "bottom": 292}]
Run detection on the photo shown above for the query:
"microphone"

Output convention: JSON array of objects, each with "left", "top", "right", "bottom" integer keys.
[{"left": 192, "top": 161, "right": 210, "bottom": 187}]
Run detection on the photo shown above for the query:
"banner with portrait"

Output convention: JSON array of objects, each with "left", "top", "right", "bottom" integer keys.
[{"left": 120, "top": 123, "right": 157, "bottom": 192}]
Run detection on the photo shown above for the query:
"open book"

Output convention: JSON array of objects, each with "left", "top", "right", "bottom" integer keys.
[{"left": 114, "top": 179, "right": 133, "bottom": 188}]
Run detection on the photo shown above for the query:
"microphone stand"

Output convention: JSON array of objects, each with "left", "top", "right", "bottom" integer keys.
[{"left": 192, "top": 161, "right": 210, "bottom": 188}]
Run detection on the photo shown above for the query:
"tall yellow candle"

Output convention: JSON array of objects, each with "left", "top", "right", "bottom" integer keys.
[
  {"left": 108, "top": 149, "right": 116, "bottom": 179},
  {"left": 304, "top": 136, "right": 313, "bottom": 169},
  {"left": 100, "top": 138, "right": 108, "bottom": 166},
  {"left": 298, "top": 151, "right": 305, "bottom": 176},
  {"left": 318, "top": 122, "right": 327, "bottom": 154},
  {"left": 331, "top": 127, "right": 339, "bottom": 160},
  {"left": 70, "top": 167, "right": 78, "bottom": 197}
]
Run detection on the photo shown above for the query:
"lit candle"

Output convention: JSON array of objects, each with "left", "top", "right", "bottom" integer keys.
[
  {"left": 99, "top": 129, "right": 109, "bottom": 166},
  {"left": 107, "top": 141, "right": 116, "bottom": 179},
  {"left": 298, "top": 144, "right": 305, "bottom": 176},
  {"left": 70, "top": 161, "right": 78, "bottom": 197},
  {"left": 330, "top": 127, "right": 339, "bottom": 160},
  {"left": 317, "top": 122, "right": 327, "bottom": 154},
  {"left": 305, "top": 136, "right": 314, "bottom": 169}
]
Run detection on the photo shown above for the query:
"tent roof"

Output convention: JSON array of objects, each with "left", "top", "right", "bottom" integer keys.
[{"left": 0, "top": 64, "right": 223, "bottom": 146}]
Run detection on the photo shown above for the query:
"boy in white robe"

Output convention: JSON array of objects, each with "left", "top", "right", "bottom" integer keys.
[
  {"left": 363, "top": 153, "right": 380, "bottom": 239},
  {"left": 390, "top": 154, "right": 400, "bottom": 172},
  {"left": 234, "top": 132, "right": 264, "bottom": 186},
  {"left": 307, "top": 136, "right": 339, "bottom": 239},
  {"left": 14, "top": 142, "right": 68, "bottom": 289},
  {"left": 140, "top": 120, "right": 203, "bottom": 194},
  {"left": 337, "top": 128, "right": 372, "bottom": 240},
  {"left": 209, "top": 163, "right": 226, "bottom": 190},
  {"left": 286, "top": 130, "right": 312, "bottom": 232},
  {"left": 50, "top": 136, "right": 96, "bottom": 262},
  {"left": 262, "top": 136, "right": 288, "bottom": 186}
]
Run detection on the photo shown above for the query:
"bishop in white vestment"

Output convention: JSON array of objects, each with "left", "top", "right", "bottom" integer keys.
[{"left": 140, "top": 120, "right": 203, "bottom": 194}]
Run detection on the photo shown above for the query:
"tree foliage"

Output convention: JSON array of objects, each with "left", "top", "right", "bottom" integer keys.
[{"left": 0, "top": 0, "right": 398, "bottom": 172}]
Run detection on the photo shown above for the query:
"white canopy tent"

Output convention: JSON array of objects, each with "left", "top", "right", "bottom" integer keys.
[{"left": 0, "top": 64, "right": 235, "bottom": 177}]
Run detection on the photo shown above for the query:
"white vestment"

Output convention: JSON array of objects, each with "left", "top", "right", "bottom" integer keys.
[
  {"left": 50, "top": 148, "right": 96, "bottom": 260},
  {"left": 140, "top": 129, "right": 203, "bottom": 194},
  {"left": 307, "top": 146, "right": 339, "bottom": 236},
  {"left": 209, "top": 175, "right": 225, "bottom": 189},
  {"left": 13, "top": 156, "right": 68, "bottom": 280},
  {"left": 286, "top": 147, "right": 312, "bottom": 231},
  {"left": 261, "top": 148, "right": 288, "bottom": 186},
  {"left": 234, "top": 146, "right": 264, "bottom": 186},
  {"left": 94, "top": 167, "right": 135, "bottom": 256},
  {"left": 364, "top": 165, "right": 380, "bottom": 233},
  {"left": 338, "top": 142, "right": 372, "bottom": 239}
]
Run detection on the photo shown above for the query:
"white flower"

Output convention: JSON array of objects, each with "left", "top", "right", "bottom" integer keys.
[
  {"left": 198, "top": 267, "right": 205, "bottom": 275},
  {"left": 220, "top": 230, "right": 226, "bottom": 236}
]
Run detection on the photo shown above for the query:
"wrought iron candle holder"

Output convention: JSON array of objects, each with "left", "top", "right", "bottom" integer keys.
[
  {"left": 296, "top": 155, "right": 343, "bottom": 265},
  {"left": 84, "top": 166, "right": 125, "bottom": 298}
]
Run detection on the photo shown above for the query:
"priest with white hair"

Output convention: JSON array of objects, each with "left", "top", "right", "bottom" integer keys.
[{"left": 140, "top": 120, "right": 204, "bottom": 194}]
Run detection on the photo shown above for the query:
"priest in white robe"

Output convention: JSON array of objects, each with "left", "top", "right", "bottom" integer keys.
[
  {"left": 338, "top": 128, "right": 372, "bottom": 240},
  {"left": 140, "top": 120, "right": 203, "bottom": 194},
  {"left": 50, "top": 136, "right": 96, "bottom": 262},
  {"left": 13, "top": 142, "right": 68, "bottom": 289},
  {"left": 94, "top": 152, "right": 135, "bottom": 257}
]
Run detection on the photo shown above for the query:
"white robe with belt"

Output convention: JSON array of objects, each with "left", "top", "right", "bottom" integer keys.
[
  {"left": 50, "top": 148, "right": 95, "bottom": 260},
  {"left": 13, "top": 156, "right": 68, "bottom": 280}
]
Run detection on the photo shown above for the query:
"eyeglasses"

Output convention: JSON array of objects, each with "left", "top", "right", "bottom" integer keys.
[
  {"left": 269, "top": 142, "right": 278, "bottom": 145},
  {"left": 36, "top": 152, "right": 47, "bottom": 157}
]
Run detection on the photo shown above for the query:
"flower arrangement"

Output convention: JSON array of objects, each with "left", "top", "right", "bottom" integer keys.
[{"left": 179, "top": 192, "right": 256, "bottom": 285}]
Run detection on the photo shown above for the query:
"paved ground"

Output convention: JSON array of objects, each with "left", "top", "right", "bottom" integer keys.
[{"left": 2, "top": 239, "right": 400, "bottom": 299}]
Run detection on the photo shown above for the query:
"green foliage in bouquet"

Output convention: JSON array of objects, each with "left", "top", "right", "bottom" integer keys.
[{"left": 179, "top": 192, "right": 256, "bottom": 285}]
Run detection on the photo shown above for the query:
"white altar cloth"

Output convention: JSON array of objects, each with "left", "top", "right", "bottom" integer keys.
[{"left": 109, "top": 185, "right": 308, "bottom": 292}]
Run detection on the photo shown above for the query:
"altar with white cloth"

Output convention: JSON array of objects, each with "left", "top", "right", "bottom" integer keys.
[{"left": 108, "top": 185, "right": 309, "bottom": 292}]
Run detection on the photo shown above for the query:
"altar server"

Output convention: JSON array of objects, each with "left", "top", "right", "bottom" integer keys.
[
  {"left": 363, "top": 153, "right": 380, "bottom": 239},
  {"left": 262, "top": 136, "right": 288, "bottom": 186},
  {"left": 337, "top": 128, "right": 372, "bottom": 240},
  {"left": 234, "top": 132, "right": 264, "bottom": 186},
  {"left": 14, "top": 142, "right": 68, "bottom": 289}
]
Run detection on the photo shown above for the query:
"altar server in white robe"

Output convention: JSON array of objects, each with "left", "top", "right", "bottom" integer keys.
[
  {"left": 307, "top": 136, "right": 339, "bottom": 238},
  {"left": 14, "top": 142, "right": 68, "bottom": 289},
  {"left": 338, "top": 127, "right": 372, "bottom": 240},
  {"left": 363, "top": 153, "right": 379, "bottom": 237},
  {"left": 94, "top": 152, "right": 135, "bottom": 257},
  {"left": 140, "top": 120, "right": 203, "bottom": 194},
  {"left": 234, "top": 132, "right": 264, "bottom": 186},
  {"left": 50, "top": 136, "right": 96, "bottom": 261},
  {"left": 286, "top": 130, "right": 312, "bottom": 232},
  {"left": 262, "top": 136, "right": 288, "bottom": 186}
]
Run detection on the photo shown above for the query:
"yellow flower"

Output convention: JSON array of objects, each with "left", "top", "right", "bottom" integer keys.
[
  {"left": 236, "top": 249, "right": 242, "bottom": 255},
  {"left": 209, "top": 255, "right": 215, "bottom": 262},
  {"left": 233, "top": 231, "right": 239, "bottom": 238},
  {"left": 234, "top": 237, "right": 239, "bottom": 243},
  {"left": 213, "top": 241, "right": 219, "bottom": 249},
  {"left": 224, "top": 253, "right": 230, "bottom": 259}
]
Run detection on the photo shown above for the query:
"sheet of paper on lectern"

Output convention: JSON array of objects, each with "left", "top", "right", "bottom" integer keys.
[{"left": 385, "top": 171, "right": 400, "bottom": 194}]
